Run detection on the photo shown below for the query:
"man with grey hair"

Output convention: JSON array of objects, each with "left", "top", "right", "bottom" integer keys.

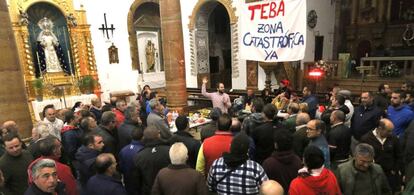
[
  {"left": 96, "top": 111, "right": 118, "bottom": 157},
  {"left": 146, "top": 99, "right": 172, "bottom": 140},
  {"left": 118, "top": 105, "right": 142, "bottom": 148},
  {"left": 292, "top": 112, "right": 310, "bottom": 158},
  {"left": 25, "top": 159, "right": 66, "bottom": 194},
  {"left": 335, "top": 143, "right": 392, "bottom": 195},
  {"left": 114, "top": 99, "right": 127, "bottom": 128},
  {"left": 152, "top": 143, "right": 207, "bottom": 195}
]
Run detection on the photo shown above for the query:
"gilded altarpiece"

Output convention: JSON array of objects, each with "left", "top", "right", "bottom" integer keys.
[{"left": 8, "top": 0, "right": 99, "bottom": 121}]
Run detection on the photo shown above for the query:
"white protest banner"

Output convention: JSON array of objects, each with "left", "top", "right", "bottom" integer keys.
[{"left": 239, "top": 0, "right": 306, "bottom": 62}]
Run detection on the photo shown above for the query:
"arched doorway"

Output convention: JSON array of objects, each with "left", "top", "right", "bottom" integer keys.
[
  {"left": 27, "top": 2, "right": 73, "bottom": 77},
  {"left": 207, "top": 4, "right": 231, "bottom": 89},
  {"left": 127, "top": 0, "right": 163, "bottom": 73},
  {"left": 189, "top": 0, "right": 238, "bottom": 89}
]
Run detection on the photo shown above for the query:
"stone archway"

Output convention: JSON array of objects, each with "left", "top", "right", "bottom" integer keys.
[
  {"left": 127, "top": 0, "right": 160, "bottom": 71},
  {"left": 188, "top": 0, "right": 239, "bottom": 88}
]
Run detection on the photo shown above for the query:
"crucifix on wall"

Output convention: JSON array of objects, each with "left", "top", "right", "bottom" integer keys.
[{"left": 98, "top": 13, "right": 115, "bottom": 40}]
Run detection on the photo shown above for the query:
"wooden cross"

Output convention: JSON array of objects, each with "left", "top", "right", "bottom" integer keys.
[{"left": 98, "top": 13, "right": 115, "bottom": 40}]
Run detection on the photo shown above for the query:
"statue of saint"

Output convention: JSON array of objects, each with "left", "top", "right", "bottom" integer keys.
[
  {"left": 36, "top": 17, "right": 68, "bottom": 74},
  {"left": 145, "top": 40, "right": 156, "bottom": 72}
]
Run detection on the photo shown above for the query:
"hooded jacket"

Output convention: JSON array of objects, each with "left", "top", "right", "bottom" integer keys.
[
  {"left": 24, "top": 182, "right": 66, "bottom": 195},
  {"left": 262, "top": 150, "right": 302, "bottom": 191},
  {"left": 289, "top": 168, "right": 341, "bottom": 195}
]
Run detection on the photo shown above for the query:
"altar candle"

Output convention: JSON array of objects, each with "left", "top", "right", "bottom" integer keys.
[{"left": 36, "top": 51, "right": 42, "bottom": 77}]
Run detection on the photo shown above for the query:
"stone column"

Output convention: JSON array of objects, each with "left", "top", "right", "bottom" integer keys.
[
  {"left": 377, "top": 0, "right": 385, "bottom": 22},
  {"left": 0, "top": 0, "right": 33, "bottom": 137},
  {"left": 386, "top": 0, "right": 392, "bottom": 21},
  {"left": 159, "top": 0, "right": 188, "bottom": 113}
]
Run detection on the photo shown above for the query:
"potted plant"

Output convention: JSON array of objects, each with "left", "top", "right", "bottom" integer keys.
[
  {"left": 79, "top": 75, "right": 96, "bottom": 94},
  {"left": 32, "top": 78, "right": 44, "bottom": 101}
]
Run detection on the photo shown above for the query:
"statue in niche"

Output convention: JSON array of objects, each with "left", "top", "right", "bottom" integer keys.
[
  {"left": 36, "top": 17, "right": 69, "bottom": 75},
  {"left": 108, "top": 43, "right": 119, "bottom": 64},
  {"left": 145, "top": 40, "right": 156, "bottom": 72}
]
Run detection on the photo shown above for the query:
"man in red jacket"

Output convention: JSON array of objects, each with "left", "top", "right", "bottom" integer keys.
[
  {"left": 28, "top": 136, "right": 78, "bottom": 195},
  {"left": 113, "top": 99, "right": 127, "bottom": 128},
  {"left": 196, "top": 114, "right": 233, "bottom": 176}
]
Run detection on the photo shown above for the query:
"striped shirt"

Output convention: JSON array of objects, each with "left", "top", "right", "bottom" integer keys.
[{"left": 207, "top": 157, "right": 268, "bottom": 195}]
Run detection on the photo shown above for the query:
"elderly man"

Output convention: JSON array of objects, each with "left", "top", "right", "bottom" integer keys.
[
  {"left": 118, "top": 105, "right": 142, "bottom": 149},
  {"left": 28, "top": 136, "right": 77, "bottom": 195},
  {"left": 152, "top": 143, "right": 207, "bottom": 195},
  {"left": 25, "top": 159, "right": 66, "bottom": 195},
  {"left": 113, "top": 100, "right": 127, "bottom": 128},
  {"left": 336, "top": 143, "right": 392, "bottom": 195},
  {"left": 201, "top": 77, "right": 231, "bottom": 114},
  {"left": 360, "top": 118, "right": 403, "bottom": 193},
  {"left": 0, "top": 134, "right": 33, "bottom": 195},
  {"left": 292, "top": 113, "right": 310, "bottom": 158},
  {"left": 87, "top": 153, "right": 127, "bottom": 195},
  {"left": 42, "top": 105, "right": 64, "bottom": 140},
  {"left": 147, "top": 99, "right": 172, "bottom": 140},
  {"left": 282, "top": 102, "right": 300, "bottom": 132}
]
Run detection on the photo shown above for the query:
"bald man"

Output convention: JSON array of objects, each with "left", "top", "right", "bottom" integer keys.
[
  {"left": 2, "top": 121, "right": 18, "bottom": 135},
  {"left": 260, "top": 180, "right": 284, "bottom": 195},
  {"left": 360, "top": 118, "right": 403, "bottom": 193}
]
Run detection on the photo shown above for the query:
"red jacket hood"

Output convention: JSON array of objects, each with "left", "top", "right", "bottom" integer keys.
[{"left": 298, "top": 168, "right": 334, "bottom": 191}]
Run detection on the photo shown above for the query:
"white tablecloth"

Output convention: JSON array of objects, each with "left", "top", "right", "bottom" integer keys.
[{"left": 31, "top": 94, "right": 97, "bottom": 121}]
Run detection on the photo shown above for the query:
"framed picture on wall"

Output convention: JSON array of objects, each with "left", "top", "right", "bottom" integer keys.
[{"left": 136, "top": 30, "right": 162, "bottom": 73}]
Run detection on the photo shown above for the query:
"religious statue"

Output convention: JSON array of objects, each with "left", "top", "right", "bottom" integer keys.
[
  {"left": 36, "top": 17, "right": 69, "bottom": 75},
  {"left": 145, "top": 40, "right": 156, "bottom": 72}
]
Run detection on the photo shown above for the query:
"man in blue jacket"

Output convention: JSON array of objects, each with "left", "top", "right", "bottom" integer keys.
[
  {"left": 87, "top": 153, "right": 127, "bottom": 195},
  {"left": 387, "top": 90, "right": 414, "bottom": 138}
]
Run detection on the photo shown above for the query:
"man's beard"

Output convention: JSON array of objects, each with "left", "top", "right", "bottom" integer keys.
[{"left": 218, "top": 90, "right": 224, "bottom": 94}]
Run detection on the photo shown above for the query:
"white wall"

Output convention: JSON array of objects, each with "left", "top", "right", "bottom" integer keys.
[
  {"left": 302, "top": 0, "right": 336, "bottom": 69},
  {"left": 74, "top": 0, "right": 168, "bottom": 101},
  {"left": 74, "top": 0, "right": 336, "bottom": 100}
]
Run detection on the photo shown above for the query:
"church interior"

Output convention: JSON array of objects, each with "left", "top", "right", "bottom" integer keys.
[{"left": 0, "top": 0, "right": 414, "bottom": 194}]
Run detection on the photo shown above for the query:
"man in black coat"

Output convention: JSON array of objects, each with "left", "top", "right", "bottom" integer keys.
[
  {"left": 351, "top": 91, "right": 384, "bottom": 150},
  {"left": 251, "top": 104, "right": 287, "bottom": 164},
  {"left": 96, "top": 111, "right": 119, "bottom": 158},
  {"left": 74, "top": 133, "right": 104, "bottom": 190},
  {"left": 360, "top": 118, "right": 403, "bottom": 193},
  {"left": 133, "top": 126, "right": 170, "bottom": 195},
  {"left": 169, "top": 115, "right": 200, "bottom": 168},
  {"left": 118, "top": 105, "right": 142, "bottom": 149},
  {"left": 327, "top": 110, "right": 351, "bottom": 169},
  {"left": 292, "top": 113, "right": 310, "bottom": 159}
]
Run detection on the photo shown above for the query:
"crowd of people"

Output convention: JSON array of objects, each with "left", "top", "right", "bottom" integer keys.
[{"left": 0, "top": 80, "right": 414, "bottom": 195}]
